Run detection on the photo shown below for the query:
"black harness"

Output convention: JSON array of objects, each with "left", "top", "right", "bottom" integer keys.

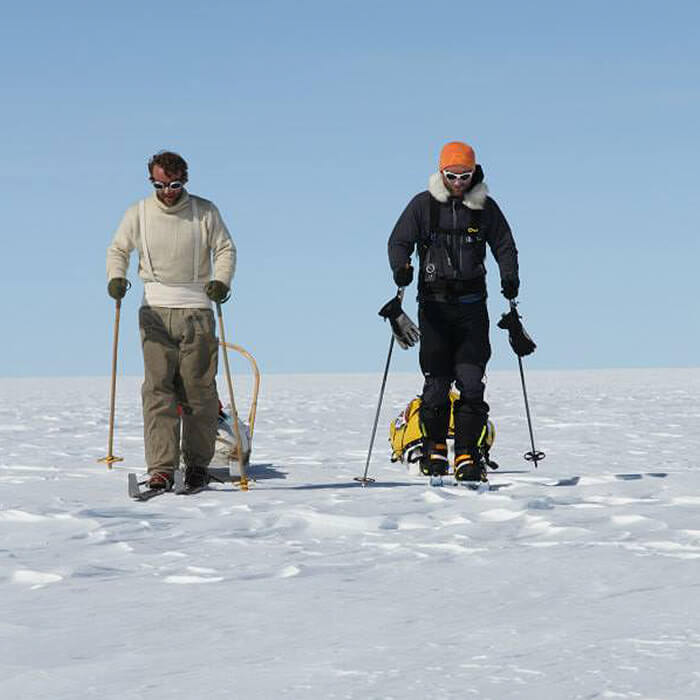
[{"left": 418, "top": 197, "right": 486, "bottom": 301}]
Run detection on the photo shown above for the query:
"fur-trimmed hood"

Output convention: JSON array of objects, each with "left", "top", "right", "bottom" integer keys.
[{"left": 428, "top": 172, "right": 488, "bottom": 210}]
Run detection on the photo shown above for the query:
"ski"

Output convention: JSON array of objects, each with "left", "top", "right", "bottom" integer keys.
[
  {"left": 174, "top": 484, "right": 209, "bottom": 496},
  {"left": 128, "top": 472, "right": 170, "bottom": 501},
  {"left": 505, "top": 476, "right": 580, "bottom": 488},
  {"left": 543, "top": 476, "right": 579, "bottom": 487},
  {"left": 128, "top": 471, "right": 212, "bottom": 500},
  {"left": 429, "top": 476, "right": 507, "bottom": 492}
]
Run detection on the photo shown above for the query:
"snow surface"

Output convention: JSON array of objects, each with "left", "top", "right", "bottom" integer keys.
[{"left": 1, "top": 369, "right": 699, "bottom": 699}]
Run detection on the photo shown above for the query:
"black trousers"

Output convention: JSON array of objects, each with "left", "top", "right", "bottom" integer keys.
[{"left": 418, "top": 300, "right": 491, "bottom": 453}]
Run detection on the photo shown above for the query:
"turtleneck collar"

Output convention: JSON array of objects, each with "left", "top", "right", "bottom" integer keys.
[{"left": 152, "top": 189, "right": 191, "bottom": 214}]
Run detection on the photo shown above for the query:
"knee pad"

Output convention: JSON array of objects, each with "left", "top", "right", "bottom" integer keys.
[
  {"left": 419, "top": 378, "right": 451, "bottom": 442},
  {"left": 421, "top": 375, "right": 452, "bottom": 408},
  {"left": 454, "top": 363, "right": 486, "bottom": 404}
]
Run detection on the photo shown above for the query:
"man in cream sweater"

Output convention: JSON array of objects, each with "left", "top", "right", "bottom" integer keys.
[{"left": 106, "top": 151, "right": 236, "bottom": 491}]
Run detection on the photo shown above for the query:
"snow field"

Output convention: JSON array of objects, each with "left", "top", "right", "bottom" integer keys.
[{"left": 1, "top": 370, "right": 699, "bottom": 699}]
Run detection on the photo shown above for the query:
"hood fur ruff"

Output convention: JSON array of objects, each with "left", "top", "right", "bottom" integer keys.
[{"left": 428, "top": 172, "right": 488, "bottom": 210}]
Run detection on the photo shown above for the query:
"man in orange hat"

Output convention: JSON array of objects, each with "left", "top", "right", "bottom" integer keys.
[{"left": 387, "top": 141, "right": 520, "bottom": 482}]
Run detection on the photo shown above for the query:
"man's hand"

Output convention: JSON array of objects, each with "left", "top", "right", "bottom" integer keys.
[
  {"left": 393, "top": 264, "right": 413, "bottom": 288},
  {"left": 501, "top": 275, "right": 520, "bottom": 300},
  {"left": 205, "top": 280, "right": 231, "bottom": 303},
  {"left": 108, "top": 278, "right": 129, "bottom": 300}
]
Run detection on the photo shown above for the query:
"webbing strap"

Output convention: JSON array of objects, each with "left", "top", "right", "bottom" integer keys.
[
  {"left": 139, "top": 200, "right": 157, "bottom": 281},
  {"left": 191, "top": 198, "right": 201, "bottom": 283},
  {"left": 476, "top": 423, "right": 487, "bottom": 447},
  {"left": 139, "top": 197, "right": 203, "bottom": 283},
  {"left": 429, "top": 195, "right": 440, "bottom": 233}
]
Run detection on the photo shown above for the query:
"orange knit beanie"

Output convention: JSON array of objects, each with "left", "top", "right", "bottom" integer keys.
[{"left": 439, "top": 141, "right": 476, "bottom": 171}]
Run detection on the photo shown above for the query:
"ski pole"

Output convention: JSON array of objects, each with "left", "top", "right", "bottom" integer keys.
[
  {"left": 355, "top": 288, "right": 404, "bottom": 486},
  {"left": 98, "top": 298, "right": 124, "bottom": 468},
  {"left": 511, "top": 300, "right": 545, "bottom": 467},
  {"left": 216, "top": 302, "right": 249, "bottom": 491}
]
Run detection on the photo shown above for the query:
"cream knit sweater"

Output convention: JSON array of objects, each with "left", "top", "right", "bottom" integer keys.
[{"left": 106, "top": 191, "right": 236, "bottom": 308}]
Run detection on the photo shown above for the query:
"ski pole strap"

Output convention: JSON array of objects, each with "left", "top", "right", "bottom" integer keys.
[{"left": 378, "top": 296, "right": 402, "bottom": 320}]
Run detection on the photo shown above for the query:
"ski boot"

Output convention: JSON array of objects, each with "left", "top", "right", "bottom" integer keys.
[
  {"left": 454, "top": 453, "right": 487, "bottom": 483},
  {"left": 185, "top": 466, "right": 210, "bottom": 490},
  {"left": 147, "top": 470, "right": 174, "bottom": 490},
  {"left": 420, "top": 441, "right": 449, "bottom": 476}
]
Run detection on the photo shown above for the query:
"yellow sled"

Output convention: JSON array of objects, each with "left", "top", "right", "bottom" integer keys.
[{"left": 389, "top": 392, "right": 496, "bottom": 468}]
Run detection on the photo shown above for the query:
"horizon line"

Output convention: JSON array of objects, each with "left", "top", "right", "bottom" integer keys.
[{"left": 1, "top": 366, "right": 699, "bottom": 380}]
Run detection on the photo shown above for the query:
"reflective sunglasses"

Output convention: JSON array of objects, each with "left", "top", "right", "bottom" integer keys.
[
  {"left": 443, "top": 170, "right": 474, "bottom": 182},
  {"left": 151, "top": 180, "right": 184, "bottom": 191}
]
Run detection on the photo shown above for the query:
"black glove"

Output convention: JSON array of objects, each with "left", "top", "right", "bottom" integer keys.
[
  {"left": 108, "top": 278, "right": 129, "bottom": 300},
  {"left": 501, "top": 275, "right": 520, "bottom": 300},
  {"left": 378, "top": 296, "right": 420, "bottom": 349},
  {"left": 205, "top": 281, "right": 231, "bottom": 303},
  {"left": 497, "top": 307, "right": 536, "bottom": 357},
  {"left": 393, "top": 265, "right": 413, "bottom": 288}
]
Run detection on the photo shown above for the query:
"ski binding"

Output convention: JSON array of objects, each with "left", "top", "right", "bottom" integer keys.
[
  {"left": 128, "top": 472, "right": 169, "bottom": 501},
  {"left": 430, "top": 475, "right": 491, "bottom": 492},
  {"left": 173, "top": 470, "right": 209, "bottom": 495}
]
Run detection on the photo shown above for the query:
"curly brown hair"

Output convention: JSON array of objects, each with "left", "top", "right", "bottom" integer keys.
[{"left": 147, "top": 151, "right": 189, "bottom": 181}]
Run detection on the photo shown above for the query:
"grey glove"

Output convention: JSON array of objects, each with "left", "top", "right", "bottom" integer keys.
[{"left": 378, "top": 296, "right": 420, "bottom": 349}]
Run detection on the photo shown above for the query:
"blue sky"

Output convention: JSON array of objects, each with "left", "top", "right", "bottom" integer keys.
[{"left": 2, "top": 0, "right": 698, "bottom": 376}]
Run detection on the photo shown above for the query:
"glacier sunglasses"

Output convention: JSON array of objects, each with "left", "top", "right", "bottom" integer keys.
[
  {"left": 151, "top": 180, "right": 184, "bottom": 191},
  {"left": 442, "top": 170, "right": 474, "bottom": 182}
]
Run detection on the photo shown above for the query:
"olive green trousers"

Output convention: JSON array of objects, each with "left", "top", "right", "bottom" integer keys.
[{"left": 139, "top": 306, "right": 219, "bottom": 474}]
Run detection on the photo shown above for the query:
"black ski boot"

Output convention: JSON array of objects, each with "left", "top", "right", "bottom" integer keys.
[
  {"left": 454, "top": 453, "right": 487, "bottom": 482},
  {"left": 185, "top": 466, "right": 210, "bottom": 490},
  {"left": 420, "top": 441, "right": 449, "bottom": 476}
]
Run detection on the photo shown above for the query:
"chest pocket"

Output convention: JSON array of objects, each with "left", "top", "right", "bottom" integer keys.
[{"left": 420, "top": 199, "right": 485, "bottom": 283}]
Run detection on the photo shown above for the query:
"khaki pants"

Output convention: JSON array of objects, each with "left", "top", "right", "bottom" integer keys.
[{"left": 139, "top": 306, "right": 219, "bottom": 474}]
